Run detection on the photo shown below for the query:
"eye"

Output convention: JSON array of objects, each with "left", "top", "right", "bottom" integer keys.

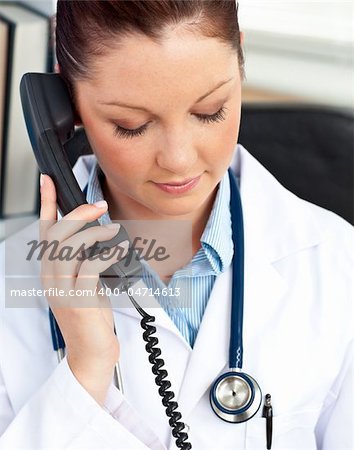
[
  {"left": 113, "top": 123, "right": 148, "bottom": 139},
  {"left": 112, "top": 106, "right": 228, "bottom": 139},
  {"left": 194, "top": 106, "right": 227, "bottom": 124}
]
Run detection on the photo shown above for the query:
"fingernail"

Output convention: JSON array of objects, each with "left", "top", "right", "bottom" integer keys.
[
  {"left": 93, "top": 200, "right": 108, "bottom": 209},
  {"left": 40, "top": 174, "right": 44, "bottom": 187}
]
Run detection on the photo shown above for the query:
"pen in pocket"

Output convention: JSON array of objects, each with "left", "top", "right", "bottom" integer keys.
[{"left": 262, "top": 393, "right": 273, "bottom": 449}]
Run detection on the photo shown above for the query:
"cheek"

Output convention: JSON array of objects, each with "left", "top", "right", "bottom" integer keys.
[
  {"left": 83, "top": 120, "right": 149, "bottom": 182},
  {"left": 97, "top": 145, "right": 149, "bottom": 187}
]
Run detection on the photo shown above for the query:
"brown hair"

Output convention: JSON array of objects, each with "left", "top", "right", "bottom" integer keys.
[{"left": 56, "top": 0, "right": 245, "bottom": 100}]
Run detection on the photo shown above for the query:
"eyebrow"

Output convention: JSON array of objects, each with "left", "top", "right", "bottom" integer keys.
[
  {"left": 98, "top": 77, "right": 234, "bottom": 112},
  {"left": 195, "top": 77, "right": 234, "bottom": 103}
]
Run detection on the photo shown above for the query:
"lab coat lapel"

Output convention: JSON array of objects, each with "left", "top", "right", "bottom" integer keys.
[
  {"left": 232, "top": 145, "right": 321, "bottom": 362},
  {"left": 233, "top": 145, "right": 322, "bottom": 265}
]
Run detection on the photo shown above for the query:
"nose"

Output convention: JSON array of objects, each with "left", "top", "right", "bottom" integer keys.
[{"left": 156, "top": 128, "right": 198, "bottom": 175}]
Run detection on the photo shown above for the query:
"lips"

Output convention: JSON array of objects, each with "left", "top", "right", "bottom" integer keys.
[
  {"left": 153, "top": 175, "right": 201, "bottom": 194},
  {"left": 160, "top": 177, "right": 198, "bottom": 186}
]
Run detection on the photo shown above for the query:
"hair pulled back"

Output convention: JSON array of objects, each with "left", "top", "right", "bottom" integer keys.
[{"left": 56, "top": 0, "right": 245, "bottom": 99}]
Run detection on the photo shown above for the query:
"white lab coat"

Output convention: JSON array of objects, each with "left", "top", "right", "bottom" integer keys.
[{"left": 0, "top": 145, "right": 353, "bottom": 449}]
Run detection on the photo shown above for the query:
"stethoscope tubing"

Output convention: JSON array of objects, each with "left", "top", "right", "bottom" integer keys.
[{"left": 228, "top": 168, "right": 245, "bottom": 370}]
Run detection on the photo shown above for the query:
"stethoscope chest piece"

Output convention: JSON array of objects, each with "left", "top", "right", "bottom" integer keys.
[{"left": 210, "top": 371, "right": 262, "bottom": 423}]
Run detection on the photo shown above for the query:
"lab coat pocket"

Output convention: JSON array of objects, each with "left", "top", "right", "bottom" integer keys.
[{"left": 245, "top": 409, "right": 320, "bottom": 449}]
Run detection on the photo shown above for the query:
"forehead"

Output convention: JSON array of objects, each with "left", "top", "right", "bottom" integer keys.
[{"left": 83, "top": 29, "right": 238, "bottom": 101}]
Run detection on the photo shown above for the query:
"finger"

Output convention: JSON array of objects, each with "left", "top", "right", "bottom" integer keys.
[
  {"left": 59, "top": 243, "right": 128, "bottom": 308},
  {"left": 39, "top": 174, "right": 57, "bottom": 241},
  {"left": 51, "top": 225, "right": 124, "bottom": 280},
  {"left": 46, "top": 201, "right": 110, "bottom": 244}
]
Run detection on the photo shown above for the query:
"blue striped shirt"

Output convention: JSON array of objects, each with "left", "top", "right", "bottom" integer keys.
[{"left": 86, "top": 162, "right": 233, "bottom": 347}]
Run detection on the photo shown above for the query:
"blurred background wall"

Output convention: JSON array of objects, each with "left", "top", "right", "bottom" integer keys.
[
  {"left": 239, "top": 0, "right": 354, "bottom": 108},
  {"left": 13, "top": 0, "right": 354, "bottom": 109}
]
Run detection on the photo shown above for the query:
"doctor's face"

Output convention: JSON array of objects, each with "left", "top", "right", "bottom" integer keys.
[{"left": 75, "top": 28, "right": 242, "bottom": 221}]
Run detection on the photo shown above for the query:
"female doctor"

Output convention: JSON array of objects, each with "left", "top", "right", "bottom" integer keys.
[{"left": 0, "top": 1, "right": 353, "bottom": 449}]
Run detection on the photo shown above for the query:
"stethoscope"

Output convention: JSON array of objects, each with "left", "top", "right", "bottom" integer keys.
[
  {"left": 209, "top": 169, "right": 262, "bottom": 423},
  {"left": 48, "top": 168, "right": 262, "bottom": 425}
]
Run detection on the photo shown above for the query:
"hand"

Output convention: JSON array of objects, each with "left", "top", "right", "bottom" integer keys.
[{"left": 39, "top": 174, "right": 126, "bottom": 405}]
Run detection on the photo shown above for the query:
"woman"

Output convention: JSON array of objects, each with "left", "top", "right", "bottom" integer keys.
[{"left": 0, "top": 1, "right": 353, "bottom": 449}]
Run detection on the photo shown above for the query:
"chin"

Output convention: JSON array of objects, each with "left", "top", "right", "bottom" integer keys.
[{"left": 151, "top": 197, "right": 207, "bottom": 218}]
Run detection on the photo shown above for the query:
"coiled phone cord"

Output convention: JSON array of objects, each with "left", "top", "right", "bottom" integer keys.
[
  {"left": 127, "top": 293, "right": 192, "bottom": 450},
  {"left": 51, "top": 293, "right": 192, "bottom": 449}
]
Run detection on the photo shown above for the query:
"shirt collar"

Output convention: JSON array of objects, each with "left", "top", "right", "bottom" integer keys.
[{"left": 199, "top": 171, "right": 233, "bottom": 274}]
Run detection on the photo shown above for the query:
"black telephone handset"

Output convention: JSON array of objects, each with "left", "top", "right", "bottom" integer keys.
[
  {"left": 20, "top": 73, "right": 192, "bottom": 449},
  {"left": 20, "top": 72, "right": 84, "bottom": 215},
  {"left": 19, "top": 72, "right": 142, "bottom": 288}
]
